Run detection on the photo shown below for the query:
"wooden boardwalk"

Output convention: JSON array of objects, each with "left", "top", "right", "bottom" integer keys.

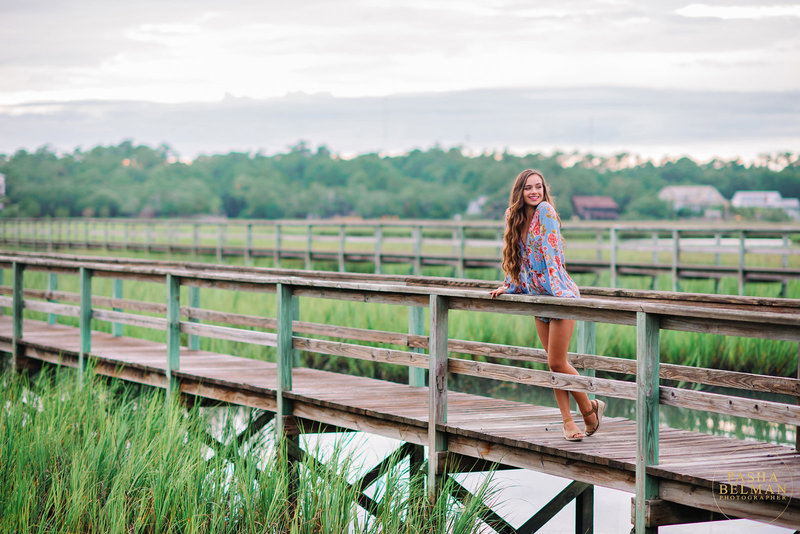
[
  {"left": 5, "top": 316, "right": 799, "bottom": 530},
  {"left": 2, "top": 251, "right": 799, "bottom": 532}
]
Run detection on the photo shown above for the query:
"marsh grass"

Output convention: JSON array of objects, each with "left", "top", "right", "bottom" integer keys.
[{"left": 0, "top": 366, "right": 499, "bottom": 533}]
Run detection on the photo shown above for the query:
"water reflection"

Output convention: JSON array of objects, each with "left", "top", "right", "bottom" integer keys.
[{"left": 202, "top": 399, "right": 794, "bottom": 534}]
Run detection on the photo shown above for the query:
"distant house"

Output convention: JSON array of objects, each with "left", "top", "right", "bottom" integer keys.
[
  {"left": 658, "top": 185, "right": 728, "bottom": 218},
  {"left": 572, "top": 196, "right": 619, "bottom": 220},
  {"left": 731, "top": 191, "right": 800, "bottom": 220}
]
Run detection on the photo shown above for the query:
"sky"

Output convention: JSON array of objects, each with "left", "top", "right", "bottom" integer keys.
[{"left": 1, "top": 0, "right": 799, "bottom": 159}]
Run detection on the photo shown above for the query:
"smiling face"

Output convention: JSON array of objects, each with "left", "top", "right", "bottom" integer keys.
[{"left": 522, "top": 172, "right": 545, "bottom": 209}]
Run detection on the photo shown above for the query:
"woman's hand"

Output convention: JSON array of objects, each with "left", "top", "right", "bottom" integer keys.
[{"left": 489, "top": 286, "right": 505, "bottom": 299}]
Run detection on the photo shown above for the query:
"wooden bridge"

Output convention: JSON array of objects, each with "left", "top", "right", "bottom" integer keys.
[
  {"left": 4, "top": 217, "right": 800, "bottom": 295},
  {"left": 2, "top": 251, "right": 799, "bottom": 533}
]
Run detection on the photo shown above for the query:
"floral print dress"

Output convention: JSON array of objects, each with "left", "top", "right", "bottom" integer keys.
[{"left": 502, "top": 202, "right": 580, "bottom": 315}]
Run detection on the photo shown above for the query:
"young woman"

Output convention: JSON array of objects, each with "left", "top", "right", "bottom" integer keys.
[{"left": 490, "top": 169, "right": 604, "bottom": 441}]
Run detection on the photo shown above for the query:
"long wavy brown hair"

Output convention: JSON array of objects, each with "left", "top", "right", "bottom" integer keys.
[{"left": 501, "top": 169, "right": 561, "bottom": 285}]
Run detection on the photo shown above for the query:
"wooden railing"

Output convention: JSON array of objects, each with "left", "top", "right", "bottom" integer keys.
[
  {"left": 1, "top": 254, "right": 799, "bottom": 532},
  {"left": 2, "top": 218, "right": 800, "bottom": 294}
]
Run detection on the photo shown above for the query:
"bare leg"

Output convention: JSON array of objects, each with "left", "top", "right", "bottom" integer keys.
[{"left": 535, "top": 318, "right": 596, "bottom": 435}]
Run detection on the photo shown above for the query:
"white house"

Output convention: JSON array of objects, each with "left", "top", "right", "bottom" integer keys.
[
  {"left": 658, "top": 185, "right": 728, "bottom": 218},
  {"left": 731, "top": 191, "right": 800, "bottom": 220}
]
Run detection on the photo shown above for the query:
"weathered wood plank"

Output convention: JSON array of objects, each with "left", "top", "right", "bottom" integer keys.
[
  {"left": 180, "top": 322, "right": 278, "bottom": 347},
  {"left": 292, "top": 337, "right": 427, "bottom": 368},
  {"left": 447, "top": 357, "right": 638, "bottom": 399},
  {"left": 92, "top": 309, "right": 167, "bottom": 331}
]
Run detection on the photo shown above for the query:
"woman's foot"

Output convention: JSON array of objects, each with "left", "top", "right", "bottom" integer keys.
[
  {"left": 582, "top": 399, "right": 606, "bottom": 436},
  {"left": 563, "top": 419, "right": 584, "bottom": 441}
]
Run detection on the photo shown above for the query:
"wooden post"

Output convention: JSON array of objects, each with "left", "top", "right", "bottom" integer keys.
[
  {"left": 245, "top": 223, "right": 253, "bottom": 266},
  {"left": 781, "top": 234, "right": 789, "bottom": 298},
  {"left": 192, "top": 223, "right": 199, "bottom": 258},
  {"left": 610, "top": 227, "right": 618, "bottom": 288},
  {"left": 274, "top": 224, "right": 282, "bottom": 268},
  {"left": 305, "top": 224, "right": 312, "bottom": 270},
  {"left": 84, "top": 220, "right": 89, "bottom": 249},
  {"left": 11, "top": 263, "right": 24, "bottom": 370},
  {"left": 188, "top": 286, "right": 200, "bottom": 351},
  {"left": 167, "top": 223, "right": 174, "bottom": 255},
  {"left": 79, "top": 267, "right": 92, "bottom": 387},
  {"left": 576, "top": 320, "right": 596, "bottom": 529},
  {"left": 428, "top": 294, "right": 448, "bottom": 503},
  {"left": 782, "top": 233, "right": 790, "bottom": 269},
  {"left": 714, "top": 233, "right": 722, "bottom": 266},
  {"left": 338, "top": 224, "right": 346, "bottom": 273},
  {"left": 48, "top": 219, "right": 54, "bottom": 252},
  {"left": 635, "top": 311, "right": 660, "bottom": 534},
  {"left": 145, "top": 222, "right": 152, "bottom": 253},
  {"left": 112, "top": 279, "right": 123, "bottom": 337},
  {"left": 166, "top": 274, "right": 181, "bottom": 399},
  {"left": 671, "top": 230, "right": 679, "bottom": 292},
  {"left": 374, "top": 225, "right": 382, "bottom": 274},
  {"left": 651, "top": 231, "right": 658, "bottom": 265},
  {"left": 276, "top": 284, "right": 294, "bottom": 438},
  {"left": 596, "top": 230, "right": 603, "bottom": 262},
  {"left": 457, "top": 225, "right": 465, "bottom": 278},
  {"left": 216, "top": 224, "right": 224, "bottom": 263},
  {"left": 104, "top": 220, "right": 109, "bottom": 251},
  {"left": 738, "top": 231, "right": 746, "bottom": 296},
  {"left": 408, "top": 306, "right": 426, "bottom": 387},
  {"left": 47, "top": 273, "right": 57, "bottom": 325},
  {"left": 575, "top": 485, "right": 594, "bottom": 534},
  {"left": 413, "top": 226, "right": 422, "bottom": 276},
  {"left": 123, "top": 222, "right": 130, "bottom": 251},
  {"left": 577, "top": 321, "right": 596, "bottom": 400}
]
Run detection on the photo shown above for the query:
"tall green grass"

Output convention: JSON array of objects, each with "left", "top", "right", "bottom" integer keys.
[{"left": 0, "top": 366, "right": 498, "bottom": 533}]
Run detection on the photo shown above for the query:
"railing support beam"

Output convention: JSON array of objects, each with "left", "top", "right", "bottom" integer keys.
[
  {"left": 428, "top": 294, "right": 448, "bottom": 503},
  {"left": 112, "top": 278, "right": 123, "bottom": 336},
  {"left": 11, "top": 263, "right": 24, "bottom": 370},
  {"left": 635, "top": 311, "right": 660, "bottom": 533},
  {"left": 79, "top": 267, "right": 93, "bottom": 387},
  {"left": 166, "top": 274, "right": 181, "bottom": 399},
  {"left": 276, "top": 283, "right": 295, "bottom": 438}
]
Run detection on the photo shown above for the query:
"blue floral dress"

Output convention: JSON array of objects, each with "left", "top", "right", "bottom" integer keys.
[{"left": 502, "top": 202, "right": 580, "bottom": 319}]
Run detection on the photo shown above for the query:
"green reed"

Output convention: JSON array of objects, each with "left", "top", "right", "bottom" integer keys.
[{"left": 0, "top": 366, "right": 497, "bottom": 533}]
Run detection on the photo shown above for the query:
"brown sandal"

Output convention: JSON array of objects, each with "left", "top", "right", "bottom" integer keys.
[
  {"left": 563, "top": 419, "right": 584, "bottom": 441},
  {"left": 582, "top": 399, "right": 606, "bottom": 436}
]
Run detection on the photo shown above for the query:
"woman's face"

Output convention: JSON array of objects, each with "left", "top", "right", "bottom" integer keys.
[{"left": 522, "top": 173, "right": 544, "bottom": 209}]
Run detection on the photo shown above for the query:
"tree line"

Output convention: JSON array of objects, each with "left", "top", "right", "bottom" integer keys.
[{"left": 2, "top": 141, "right": 799, "bottom": 221}]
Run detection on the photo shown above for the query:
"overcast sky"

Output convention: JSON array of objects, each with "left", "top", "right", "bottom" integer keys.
[
  {"left": 1, "top": 1, "right": 799, "bottom": 158},
  {"left": 2, "top": 0, "right": 799, "bottom": 105}
]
